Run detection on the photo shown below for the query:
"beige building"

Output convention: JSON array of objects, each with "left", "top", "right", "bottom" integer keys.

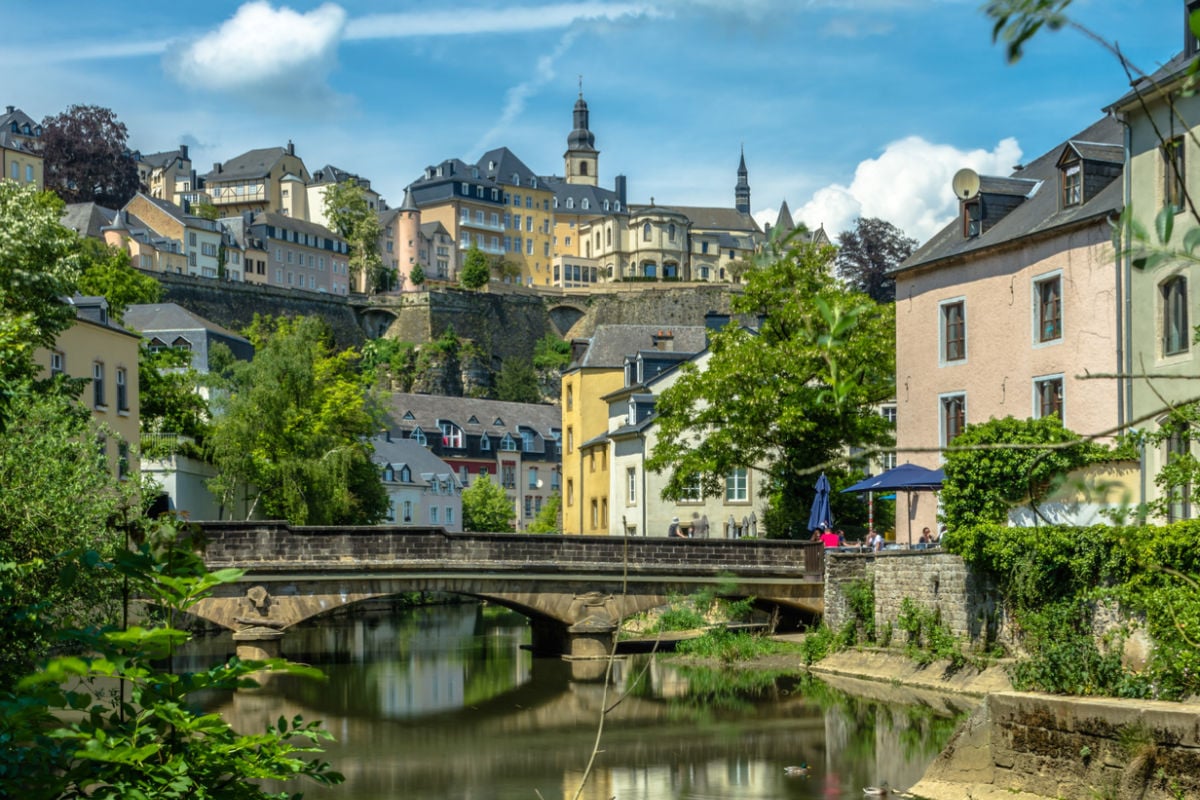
[
  {"left": 1109, "top": 30, "right": 1200, "bottom": 521},
  {"left": 306, "top": 164, "right": 384, "bottom": 231},
  {"left": 228, "top": 211, "right": 350, "bottom": 295},
  {"left": 36, "top": 296, "right": 142, "bottom": 479},
  {"left": 893, "top": 116, "right": 1127, "bottom": 539},
  {"left": 203, "top": 142, "right": 311, "bottom": 220},
  {"left": 0, "top": 105, "right": 43, "bottom": 189},
  {"left": 108, "top": 193, "right": 237, "bottom": 280},
  {"left": 134, "top": 144, "right": 196, "bottom": 207},
  {"left": 380, "top": 188, "right": 457, "bottom": 290}
]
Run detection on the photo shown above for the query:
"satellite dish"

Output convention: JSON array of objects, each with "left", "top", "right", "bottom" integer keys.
[{"left": 952, "top": 168, "right": 980, "bottom": 200}]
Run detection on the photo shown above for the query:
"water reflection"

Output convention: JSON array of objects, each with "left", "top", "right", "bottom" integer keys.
[{"left": 186, "top": 602, "right": 969, "bottom": 799}]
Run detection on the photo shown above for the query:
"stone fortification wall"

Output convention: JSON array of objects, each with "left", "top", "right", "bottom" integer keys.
[
  {"left": 826, "top": 551, "right": 1004, "bottom": 645},
  {"left": 158, "top": 273, "right": 364, "bottom": 349},
  {"left": 912, "top": 692, "right": 1200, "bottom": 800},
  {"left": 561, "top": 284, "right": 738, "bottom": 341}
]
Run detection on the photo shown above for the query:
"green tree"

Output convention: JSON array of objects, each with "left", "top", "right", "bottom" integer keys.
[
  {"left": 75, "top": 237, "right": 162, "bottom": 322},
  {"left": 39, "top": 104, "right": 140, "bottom": 207},
  {"left": 360, "top": 337, "right": 418, "bottom": 390},
  {"left": 0, "top": 182, "right": 81, "bottom": 405},
  {"left": 323, "top": 179, "right": 385, "bottom": 293},
  {"left": 0, "top": 390, "right": 136, "bottom": 683},
  {"left": 409, "top": 263, "right": 425, "bottom": 287},
  {"left": 459, "top": 244, "right": 491, "bottom": 289},
  {"left": 205, "top": 315, "right": 388, "bottom": 524},
  {"left": 834, "top": 217, "right": 918, "bottom": 303},
  {"left": 139, "top": 345, "right": 210, "bottom": 452},
  {"left": 494, "top": 357, "right": 541, "bottom": 403},
  {"left": 939, "top": 415, "right": 1097, "bottom": 533},
  {"left": 646, "top": 232, "right": 895, "bottom": 535},
  {"left": 0, "top": 519, "right": 344, "bottom": 796},
  {"left": 532, "top": 333, "right": 571, "bottom": 371},
  {"left": 462, "top": 474, "right": 515, "bottom": 532},
  {"left": 526, "top": 494, "right": 562, "bottom": 533}
]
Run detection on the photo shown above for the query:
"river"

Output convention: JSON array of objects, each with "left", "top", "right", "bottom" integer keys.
[{"left": 184, "top": 600, "right": 968, "bottom": 799}]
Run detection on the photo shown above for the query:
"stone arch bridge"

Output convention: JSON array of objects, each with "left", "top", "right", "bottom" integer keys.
[{"left": 192, "top": 521, "right": 824, "bottom": 662}]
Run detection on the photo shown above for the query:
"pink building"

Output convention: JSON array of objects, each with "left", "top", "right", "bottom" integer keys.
[{"left": 892, "top": 116, "right": 1125, "bottom": 541}]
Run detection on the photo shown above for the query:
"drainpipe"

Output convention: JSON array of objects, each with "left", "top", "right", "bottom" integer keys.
[
  {"left": 640, "top": 431, "right": 648, "bottom": 537},
  {"left": 1120, "top": 115, "right": 1134, "bottom": 432},
  {"left": 578, "top": 445, "right": 584, "bottom": 534}
]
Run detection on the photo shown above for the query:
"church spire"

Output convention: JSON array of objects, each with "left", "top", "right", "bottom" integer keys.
[
  {"left": 564, "top": 81, "right": 599, "bottom": 186},
  {"left": 735, "top": 145, "right": 750, "bottom": 215}
]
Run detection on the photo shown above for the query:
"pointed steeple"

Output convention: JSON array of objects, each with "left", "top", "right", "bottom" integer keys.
[
  {"left": 735, "top": 146, "right": 750, "bottom": 214},
  {"left": 775, "top": 199, "right": 794, "bottom": 232},
  {"left": 399, "top": 186, "right": 418, "bottom": 212}
]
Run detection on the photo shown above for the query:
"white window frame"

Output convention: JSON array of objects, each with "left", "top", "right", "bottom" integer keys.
[
  {"left": 627, "top": 467, "right": 637, "bottom": 505},
  {"left": 939, "top": 392, "right": 967, "bottom": 452},
  {"left": 1033, "top": 374, "right": 1065, "bottom": 421},
  {"left": 725, "top": 467, "right": 748, "bottom": 503},
  {"left": 1032, "top": 271, "right": 1063, "bottom": 346}
]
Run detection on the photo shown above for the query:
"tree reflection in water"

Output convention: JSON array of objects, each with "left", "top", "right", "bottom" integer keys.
[{"left": 183, "top": 601, "right": 970, "bottom": 799}]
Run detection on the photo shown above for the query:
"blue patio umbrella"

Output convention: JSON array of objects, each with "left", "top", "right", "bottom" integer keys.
[{"left": 807, "top": 472, "right": 833, "bottom": 534}]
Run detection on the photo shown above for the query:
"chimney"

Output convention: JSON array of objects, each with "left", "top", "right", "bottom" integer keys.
[
  {"left": 287, "top": 140, "right": 295, "bottom": 156},
  {"left": 179, "top": 144, "right": 189, "bottom": 161},
  {"left": 652, "top": 329, "right": 674, "bottom": 351},
  {"left": 213, "top": 162, "right": 222, "bottom": 174},
  {"left": 569, "top": 337, "right": 590, "bottom": 367},
  {"left": 5, "top": 105, "right": 14, "bottom": 114}
]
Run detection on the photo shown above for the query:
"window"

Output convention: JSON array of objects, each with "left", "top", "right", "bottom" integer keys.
[
  {"left": 601, "top": 498, "right": 608, "bottom": 527},
  {"left": 1162, "top": 276, "right": 1189, "bottom": 356},
  {"left": 681, "top": 473, "right": 703, "bottom": 502},
  {"left": 525, "top": 496, "right": 534, "bottom": 519},
  {"left": 501, "top": 465, "right": 516, "bottom": 489},
  {"left": 566, "top": 478, "right": 574, "bottom": 506},
  {"left": 1061, "top": 161, "right": 1082, "bottom": 207},
  {"left": 668, "top": 223, "right": 676, "bottom": 241},
  {"left": 1164, "top": 136, "right": 1186, "bottom": 212},
  {"left": 626, "top": 467, "right": 637, "bottom": 504},
  {"left": 440, "top": 421, "right": 464, "bottom": 448},
  {"left": 410, "top": 427, "right": 427, "bottom": 446},
  {"left": 1033, "top": 275, "right": 1063, "bottom": 343},
  {"left": 521, "top": 430, "right": 535, "bottom": 451},
  {"left": 528, "top": 467, "right": 539, "bottom": 489},
  {"left": 480, "top": 434, "right": 490, "bottom": 451},
  {"left": 1034, "top": 376, "right": 1064, "bottom": 419},
  {"left": 941, "top": 393, "right": 966, "bottom": 446},
  {"left": 430, "top": 506, "right": 439, "bottom": 524},
  {"left": 880, "top": 405, "right": 898, "bottom": 469},
  {"left": 50, "top": 350, "right": 64, "bottom": 377},
  {"left": 1166, "top": 422, "right": 1192, "bottom": 522},
  {"left": 446, "top": 507, "right": 454, "bottom": 526},
  {"left": 566, "top": 427, "right": 573, "bottom": 453},
  {"left": 402, "top": 500, "right": 413, "bottom": 523},
  {"left": 383, "top": 465, "right": 394, "bottom": 481},
  {"left": 500, "top": 434, "right": 517, "bottom": 451},
  {"left": 590, "top": 499, "right": 598, "bottom": 528},
  {"left": 93, "top": 362, "right": 106, "bottom": 409},
  {"left": 116, "top": 367, "right": 128, "bottom": 412},
  {"left": 400, "top": 466, "right": 411, "bottom": 483},
  {"left": 642, "top": 222, "right": 652, "bottom": 241},
  {"left": 725, "top": 468, "right": 748, "bottom": 502},
  {"left": 940, "top": 300, "right": 966, "bottom": 363},
  {"left": 566, "top": 384, "right": 573, "bottom": 411}
]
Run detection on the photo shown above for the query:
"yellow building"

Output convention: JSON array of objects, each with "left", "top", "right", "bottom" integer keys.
[
  {"left": 36, "top": 296, "right": 142, "bottom": 479},
  {"left": 478, "top": 147, "right": 555, "bottom": 287},
  {"left": 560, "top": 325, "right": 709, "bottom": 534},
  {"left": 0, "top": 105, "right": 44, "bottom": 190},
  {"left": 203, "top": 141, "right": 311, "bottom": 220}
]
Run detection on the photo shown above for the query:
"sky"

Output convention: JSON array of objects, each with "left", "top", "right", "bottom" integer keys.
[{"left": 1, "top": 1, "right": 1182, "bottom": 244}]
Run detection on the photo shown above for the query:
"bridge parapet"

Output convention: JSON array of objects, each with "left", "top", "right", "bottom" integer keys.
[{"left": 198, "top": 520, "right": 824, "bottom": 579}]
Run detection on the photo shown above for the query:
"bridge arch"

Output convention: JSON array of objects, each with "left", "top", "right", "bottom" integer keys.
[{"left": 546, "top": 302, "right": 587, "bottom": 337}]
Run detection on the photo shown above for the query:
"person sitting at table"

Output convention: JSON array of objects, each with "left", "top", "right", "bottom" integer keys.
[{"left": 819, "top": 525, "right": 840, "bottom": 549}]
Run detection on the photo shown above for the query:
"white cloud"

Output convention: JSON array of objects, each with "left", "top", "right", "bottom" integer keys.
[
  {"left": 343, "top": 3, "right": 656, "bottom": 39},
  {"left": 791, "top": 135, "right": 1023, "bottom": 243},
  {"left": 169, "top": 2, "right": 346, "bottom": 92}
]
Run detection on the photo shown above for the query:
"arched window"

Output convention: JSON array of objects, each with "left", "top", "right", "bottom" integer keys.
[
  {"left": 668, "top": 223, "right": 676, "bottom": 241},
  {"left": 566, "top": 197, "right": 575, "bottom": 209},
  {"left": 582, "top": 198, "right": 590, "bottom": 210},
  {"left": 580, "top": 161, "right": 589, "bottom": 176},
  {"left": 606, "top": 227, "right": 612, "bottom": 246},
  {"left": 642, "top": 222, "right": 652, "bottom": 241},
  {"left": 512, "top": 172, "right": 520, "bottom": 185}
]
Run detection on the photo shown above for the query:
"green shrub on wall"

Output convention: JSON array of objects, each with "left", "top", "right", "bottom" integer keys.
[{"left": 942, "top": 520, "right": 1200, "bottom": 700}]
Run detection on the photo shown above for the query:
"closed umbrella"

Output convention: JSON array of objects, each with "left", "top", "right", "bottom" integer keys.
[{"left": 807, "top": 472, "right": 833, "bottom": 535}]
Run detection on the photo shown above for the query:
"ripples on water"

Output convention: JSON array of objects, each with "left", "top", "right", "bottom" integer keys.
[{"left": 181, "top": 600, "right": 969, "bottom": 800}]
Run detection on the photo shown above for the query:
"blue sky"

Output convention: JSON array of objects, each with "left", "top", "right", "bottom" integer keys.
[{"left": 1, "top": 1, "right": 1180, "bottom": 243}]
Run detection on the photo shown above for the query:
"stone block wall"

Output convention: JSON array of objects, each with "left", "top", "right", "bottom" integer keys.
[{"left": 826, "top": 551, "right": 1005, "bottom": 646}]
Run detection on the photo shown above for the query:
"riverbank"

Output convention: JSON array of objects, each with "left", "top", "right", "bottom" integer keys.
[{"left": 694, "top": 641, "right": 1200, "bottom": 800}]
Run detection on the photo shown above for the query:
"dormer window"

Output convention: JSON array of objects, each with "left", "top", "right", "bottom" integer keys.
[
  {"left": 410, "top": 427, "right": 427, "bottom": 446},
  {"left": 962, "top": 200, "right": 981, "bottom": 238},
  {"left": 383, "top": 465, "right": 395, "bottom": 481},
  {"left": 582, "top": 198, "right": 590, "bottom": 210},
  {"left": 400, "top": 466, "right": 412, "bottom": 482},
  {"left": 1061, "top": 161, "right": 1082, "bottom": 207}
]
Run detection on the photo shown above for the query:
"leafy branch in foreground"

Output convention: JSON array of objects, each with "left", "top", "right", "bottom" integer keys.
[{"left": 0, "top": 517, "right": 344, "bottom": 798}]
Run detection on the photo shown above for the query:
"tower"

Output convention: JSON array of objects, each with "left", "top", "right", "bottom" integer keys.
[
  {"left": 397, "top": 187, "right": 423, "bottom": 286},
  {"left": 564, "top": 82, "right": 599, "bottom": 187},
  {"left": 735, "top": 146, "right": 750, "bottom": 215}
]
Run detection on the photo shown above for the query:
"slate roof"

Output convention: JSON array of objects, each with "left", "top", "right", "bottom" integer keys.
[
  {"left": 253, "top": 211, "right": 341, "bottom": 241},
  {"left": 62, "top": 202, "right": 117, "bottom": 239},
  {"left": 385, "top": 393, "right": 561, "bottom": 443},
  {"left": 1108, "top": 50, "right": 1191, "bottom": 110},
  {"left": 649, "top": 205, "right": 762, "bottom": 234},
  {"left": 370, "top": 436, "right": 460, "bottom": 487},
  {"left": 310, "top": 164, "right": 366, "bottom": 186},
  {"left": 0, "top": 107, "right": 40, "bottom": 137},
  {"left": 571, "top": 325, "right": 708, "bottom": 369},
  {"left": 478, "top": 147, "right": 539, "bottom": 188},
  {"left": 124, "top": 303, "right": 248, "bottom": 343},
  {"left": 205, "top": 146, "right": 290, "bottom": 182},
  {"left": 130, "top": 192, "right": 221, "bottom": 231},
  {"left": 137, "top": 148, "right": 186, "bottom": 169},
  {"left": 897, "top": 115, "right": 1124, "bottom": 275},
  {"left": 541, "top": 174, "right": 622, "bottom": 210}
]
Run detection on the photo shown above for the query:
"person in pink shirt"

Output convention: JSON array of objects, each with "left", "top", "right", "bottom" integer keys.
[{"left": 819, "top": 525, "right": 840, "bottom": 548}]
